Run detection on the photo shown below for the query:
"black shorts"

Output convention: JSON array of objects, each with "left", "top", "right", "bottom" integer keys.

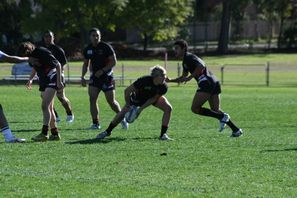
[
  {"left": 39, "top": 74, "right": 59, "bottom": 92},
  {"left": 130, "top": 93, "right": 147, "bottom": 107},
  {"left": 197, "top": 77, "right": 221, "bottom": 95},
  {"left": 89, "top": 75, "right": 115, "bottom": 92}
]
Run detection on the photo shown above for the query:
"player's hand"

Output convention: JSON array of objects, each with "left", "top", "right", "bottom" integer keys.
[
  {"left": 57, "top": 82, "right": 64, "bottom": 90},
  {"left": 165, "top": 77, "right": 171, "bottom": 82},
  {"left": 81, "top": 77, "right": 87, "bottom": 87},
  {"left": 26, "top": 80, "right": 33, "bottom": 90}
]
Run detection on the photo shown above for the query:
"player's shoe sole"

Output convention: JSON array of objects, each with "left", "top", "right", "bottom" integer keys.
[
  {"left": 66, "top": 115, "right": 74, "bottom": 123},
  {"left": 159, "top": 133, "right": 173, "bottom": 141},
  {"left": 49, "top": 134, "right": 61, "bottom": 141},
  {"left": 32, "top": 133, "right": 49, "bottom": 142},
  {"left": 5, "top": 137, "right": 26, "bottom": 143},
  {"left": 231, "top": 129, "right": 243, "bottom": 137},
  {"left": 121, "top": 118, "right": 129, "bottom": 130},
  {"left": 96, "top": 131, "right": 111, "bottom": 140},
  {"left": 88, "top": 124, "right": 101, "bottom": 130},
  {"left": 219, "top": 113, "right": 230, "bottom": 132}
]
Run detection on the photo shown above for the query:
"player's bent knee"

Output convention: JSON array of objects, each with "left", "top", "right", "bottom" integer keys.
[{"left": 191, "top": 106, "right": 201, "bottom": 114}]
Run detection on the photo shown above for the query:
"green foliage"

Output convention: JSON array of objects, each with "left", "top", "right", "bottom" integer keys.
[{"left": 121, "top": 0, "right": 194, "bottom": 42}]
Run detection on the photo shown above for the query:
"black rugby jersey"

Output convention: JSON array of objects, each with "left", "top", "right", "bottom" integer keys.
[
  {"left": 182, "top": 52, "right": 218, "bottom": 83},
  {"left": 132, "top": 76, "right": 167, "bottom": 102},
  {"left": 83, "top": 42, "right": 115, "bottom": 78},
  {"left": 29, "top": 47, "right": 59, "bottom": 81},
  {"left": 40, "top": 43, "right": 67, "bottom": 67}
]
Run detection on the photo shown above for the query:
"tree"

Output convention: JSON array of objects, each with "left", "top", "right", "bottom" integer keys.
[
  {"left": 120, "top": 0, "right": 194, "bottom": 51},
  {"left": 217, "top": 0, "right": 232, "bottom": 54},
  {"left": 20, "top": 0, "right": 128, "bottom": 46}
]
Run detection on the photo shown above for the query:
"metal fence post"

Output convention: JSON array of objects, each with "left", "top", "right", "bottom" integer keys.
[
  {"left": 177, "top": 62, "right": 181, "bottom": 86},
  {"left": 220, "top": 66, "right": 224, "bottom": 85},
  {"left": 121, "top": 63, "right": 124, "bottom": 87},
  {"left": 266, "top": 61, "right": 270, "bottom": 87}
]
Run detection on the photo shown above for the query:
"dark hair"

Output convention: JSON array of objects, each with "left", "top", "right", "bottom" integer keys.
[
  {"left": 89, "top": 28, "right": 100, "bottom": 35},
  {"left": 43, "top": 30, "right": 54, "bottom": 37},
  {"left": 17, "top": 42, "right": 35, "bottom": 56},
  {"left": 174, "top": 40, "right": 188, "bottom": 51}
]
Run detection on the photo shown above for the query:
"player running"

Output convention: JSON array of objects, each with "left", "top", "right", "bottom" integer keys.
[
  {"left": 167, "top": 40, "right": 242, "bottom": 137},
  {"left": 0, "top": 50, "right": 28, "bottom": 142},
  {"left": 96, "top": 65, "right": 173, "bottom": 141},
  {"left": 38, "top": 30, "right": 74, "bottom": 123},
  {"left": 19, "top": 42, "right": 64, "bottom": 141},
  {"left": 81, "top": 28, "right": 128, "bottom": 130}
]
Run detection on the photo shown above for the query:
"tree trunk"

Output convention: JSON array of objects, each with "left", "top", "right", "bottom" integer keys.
[
  {"left": 218, "top": 0, "right": 232, "bottom": 54},
  {"left": 143, "top": 33, "right": 148, "bottom": 51},
  {"left": 277, "top": 14, "right": 285, "bottom": 49}
]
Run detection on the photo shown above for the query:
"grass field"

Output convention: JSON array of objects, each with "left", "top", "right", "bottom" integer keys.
[{"left": 0, "top": 84, "right": 296, "bottom": 197}]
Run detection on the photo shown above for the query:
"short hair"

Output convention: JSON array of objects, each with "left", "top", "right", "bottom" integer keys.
[
  {"left": 150, "top": 65, "right": 167, "bottom": 77},
  {"left": 18, "top": 42, "right": 35, "bottom": 56},
  {"left": 43, "top": 30, "right": 54, "bottom": 37},
  {"left": 89, "top": 27, "right": 100, "bottom": 35},
  {"left": 174, "top": 39, "right": 188, "bottom": 51}
]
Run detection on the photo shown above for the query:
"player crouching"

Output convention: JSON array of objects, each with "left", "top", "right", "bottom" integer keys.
[
  {"left": 19, "top": 42, "right": 64, "bottom": 141},
  {"left": 96, "top": 65, "right": 173, "bottom": 141}
]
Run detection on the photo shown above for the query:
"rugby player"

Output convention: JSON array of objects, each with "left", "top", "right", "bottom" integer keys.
[
  {"left": 167, "top": 40, "right": 242, "bottom": 137},
  {"left": 19, "top": 42, "right": 64, "bottom": 141},
  {"left": 0, "top": 50, "right": 28, "bottom": 142},
  {"left": 96, "top": 65, "right": 173, "bottom": 140},
  {"left": 39, "top": 30, "right": 74, "bottom": 123},
  {"left": 81, "top": 28, "right": 128, "bottom": 130}
]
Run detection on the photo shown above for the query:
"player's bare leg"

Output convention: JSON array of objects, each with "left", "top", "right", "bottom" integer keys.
[
  {"left": 49, "top": 101, "right": 60, "bottom": 140},
  {"left": 96, "top": 105, "right": 130, "bottom": 139},
  {"left": 153, "top": 96, "right": 173, "bottom": 140},
  {"left": 56, "top": 88, "right": 74, "bottom": 122},
  {"left": 32, "top": 88, "right": 56, "bottom": 141},
  {"left": 104, "top": 90, "right": 128, "bottom": 129},
  {"left": 0, "top": 104, "right": 25, "bottom": 143},
  {"left": 209, "top": 94, "right": 242, "bottom": 136},
  {"left": 88, "top": 86, "right": 101, "bottom": 129}
]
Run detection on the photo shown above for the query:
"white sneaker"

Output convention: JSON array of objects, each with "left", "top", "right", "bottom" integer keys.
[
  {"left": 5, "top": 136, "right": 26, "bottom": 143},
  {"left": 159, "top": 133, "right": 173, "bottom": 141},
  {"left": 96, "top": 131, "right": 110, "bottom": 139},
  {"left": 66, "top": 115, "right": 74, "bottom": 123},
  {"left": 231, "top": 129, "right": 243, "bottom": 137},
  {"left": 89, "top": 124, "right": 101, "bottom": 130},
  {"left": 56, "top": 116, "right": 61, "bottom": 123},
  {"left": 219, "top": 113, "right": 230, "bottom": 132},
  {"left": 120, "top": 118, "right": 129, "bottom": 130}
]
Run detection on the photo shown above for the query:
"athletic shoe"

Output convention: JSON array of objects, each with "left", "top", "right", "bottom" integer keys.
[
  {"left": 5, "top": 136, "right": 26, "bottom": 143},
  {"left": 96, "top": 131, "right": 111, "bottom": 140},
  {"left": 66, "top": 115, "right": 74, "bottom": 123},
  {"left": 56, "top": 116, "right": 61, "bottom": 123},
  {"left": 219, "top": 113, "right": 230, "bottom": 132},
  {"left": 231, "top": 129, "right": 243, "bottom": 137},
  {"left": 121, "top": 118, "right": 129, "bottom": 130},
  {"left": 49, "top": 134, "right": 61, "bottom": 141},
  {"left": 159, "top": 133, "right": 173, "bottom": 141},
  {"left": 89, "top": 124, "right": 101, "bottom": 130},
  {"left": 31, "top": 133, "right": 49, "bottom": 142}
]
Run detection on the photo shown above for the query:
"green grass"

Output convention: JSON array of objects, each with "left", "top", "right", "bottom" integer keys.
[{"left": 0, "top": 85, "right": 296, "bottom": 197}]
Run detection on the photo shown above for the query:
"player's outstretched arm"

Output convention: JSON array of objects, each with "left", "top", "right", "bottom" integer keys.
[
  {"left": 166, "top": 70, "right": 188, "bottom": 83},
  {"left": 1, "top": 53, "right": 28, "bottom": 63}
]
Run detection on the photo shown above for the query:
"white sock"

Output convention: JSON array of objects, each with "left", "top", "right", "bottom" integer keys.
[{"left": 1, "top": 127, "right": 14, "bottom": 140}]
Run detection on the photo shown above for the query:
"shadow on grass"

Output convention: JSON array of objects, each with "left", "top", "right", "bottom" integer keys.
[
  {"left": 261, "top": 148, "right": 297, "bottom": 152},
  {"left": 12, "top": 129, "right": 40, "bottom": 133},
  {"left": 65, "top": 137, "right": 126, "bottom": 144}
]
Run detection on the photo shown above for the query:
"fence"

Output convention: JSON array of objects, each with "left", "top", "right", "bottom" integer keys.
[{"left": 1, "top": 62, "right": 297, "bottom": 87}]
